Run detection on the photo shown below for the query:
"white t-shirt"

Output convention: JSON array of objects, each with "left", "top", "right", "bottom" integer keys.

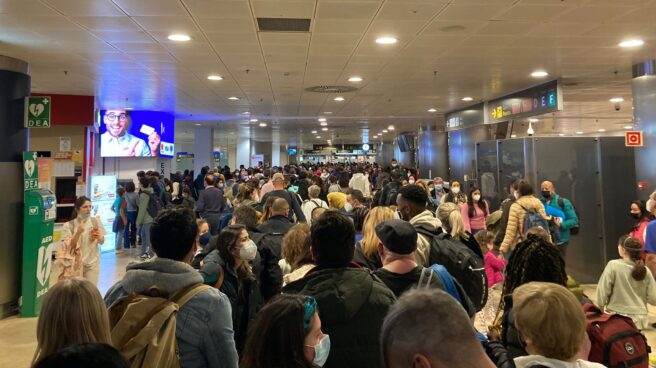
[
  {"left": 61, "top": 217, "right": 106, "bottom": 266},
  {"left": 100, "top": 132, "right": 151, "bottom": 157},
  {"left": 302, "top": 199, "right": 328, "bottom": 225}
]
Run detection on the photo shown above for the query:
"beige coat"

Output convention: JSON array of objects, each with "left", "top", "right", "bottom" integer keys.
[
  {"left": 410, "top": 210, "right": 443, "bottom": 267},
  {"left": 500, "top": 196, "right": 548, "bottom": 254}
]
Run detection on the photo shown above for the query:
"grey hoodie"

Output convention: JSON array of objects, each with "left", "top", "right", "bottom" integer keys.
[
  {"left": 104, "top": 258, "right": 238, "bottom": 368},
  {"left": 136, "top": 187, "right": 154, "bottom": 226},
  {"left": 409, "top": 210, "right": 443, "bottom": 267}
]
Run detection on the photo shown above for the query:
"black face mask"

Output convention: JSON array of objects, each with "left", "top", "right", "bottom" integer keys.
[
  {"left": 541, "top": 191, "right": 551, "bottom": 199},
  {"left": 631, "top": 213, "right": 642, "bottom": 220}
]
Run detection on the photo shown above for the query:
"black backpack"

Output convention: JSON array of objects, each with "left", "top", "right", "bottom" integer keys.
[
  {"left": 383, "top": 184, "right": 400, "bottom": 206},
  {"left": 557, "top": 197, "right": 580, "bottom": 235},
  {"left": 416, "top": 227, "right": 488, "bottom": 311},
  {"left": 144, "top": 191, "right": 162, "bottom": 219}
]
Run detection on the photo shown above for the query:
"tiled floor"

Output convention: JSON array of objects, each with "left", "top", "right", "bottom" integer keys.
[
  {"left": 0, "top": 249, "right": 138, "bottom": 367},
  {"left": 2, "top": 254, "right": 656, "bottom": 367}
]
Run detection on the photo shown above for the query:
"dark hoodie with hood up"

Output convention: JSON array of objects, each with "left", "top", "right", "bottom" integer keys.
[{"left": 282, "top": 264, "right": 396, "bottom": 368}]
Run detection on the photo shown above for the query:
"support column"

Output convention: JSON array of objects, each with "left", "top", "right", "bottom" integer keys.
[
  {"left": 0, "top": 56, "right": 30, "bottom": 318},
  {"left": 193, "top": 127, "right": 213, "bottom": 175},
  {"left": 271, "top": 129, "right": 280, "bottom": 167},
  {"left": 632, "top": 60, "right": 656, "bottom": 198},
  {"left": 236, "top": 137, "right": 251, "bottom": 169}
]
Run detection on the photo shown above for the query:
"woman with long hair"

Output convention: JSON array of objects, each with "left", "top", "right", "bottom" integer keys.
[
  {"left": 280, "top": 224, "right": 314, "bottom": 286},
  {"left": 353, "top": 207, "right": 395, "bottom": 270},
  {"left": 32, "top": 278, "right": 112, "bottom": 367},
  {"left": 240, "top": 295, "right": 329, "bottom": 368},
  {"left": 57, "top": 196, "right": 105, "bottom": 284},
  {"left": 441, "top": 180, "right": 467, "bottom": 205},
  {"left": 235, "top": 183, "right": 260, "bottom": 209},
  {"left": 199, "top": 224, "right": 261, "bottom": 353},
  {"left": 461, "top": 187, "right": 490, "bottom": 234},
  {"left": 629, "top": 199, "right": 654, "bottom": 247},
  {"left": 597, "top": 235, "right": 656, "bottom": 329}
]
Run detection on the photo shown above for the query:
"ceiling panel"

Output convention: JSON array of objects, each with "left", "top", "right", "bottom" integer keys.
[
  {"left": 316, "top": 2, "right": 381, "bottom": 20},
  {"left": 112, "top": 0, "right": 188, "bottom": 16},
  {"left": 252, "top": 1, "right": 316, "bottom": 18},
  {"left": 184, "top": 0, "right": 252, "bottom": 19}
]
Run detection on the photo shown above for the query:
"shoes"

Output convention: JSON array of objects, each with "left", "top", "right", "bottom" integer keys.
[
  {"left": 115, "top": 249, "right": 124, "bottom": 254},
  {"left": 139, "top": 253, "right": 152, "bottom": 261}
]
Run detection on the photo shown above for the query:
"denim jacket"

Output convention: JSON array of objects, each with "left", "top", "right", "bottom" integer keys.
[{"left": 105, "top": 257, "right": 238, "bottom": 368}]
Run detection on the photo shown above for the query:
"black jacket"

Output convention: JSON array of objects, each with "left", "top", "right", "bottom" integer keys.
[
  {"left": 493, "top": 196, "right": 516, "bottom": 253},
  {"left": 257, "top": 215, "right": 294, "bottom": 235},
  {"left": 377, "top": 181, "right": 402, "bottom": 206},
  {"left": 353, "top": 243, "right": 382, "bottom": 271},
  {"left": 283, "top": 266, "right": 396, "bottom": 368},
  {"left": 260, "top": 190, "right": 306, "bottom": 223}
]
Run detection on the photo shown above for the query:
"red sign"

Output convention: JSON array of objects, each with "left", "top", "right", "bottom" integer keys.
[{"left": 625, "top": 131, "right": 644, "bottom": 147}]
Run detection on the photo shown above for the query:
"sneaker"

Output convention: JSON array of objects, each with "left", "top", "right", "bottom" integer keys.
[
  {"left": 115, "top": 249, "right": 124, "bottom": 254},
  {"left": 139, "top": 253, "right": 149, "bottom": 260}
]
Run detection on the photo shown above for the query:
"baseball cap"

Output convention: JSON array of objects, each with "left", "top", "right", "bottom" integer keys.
[{"left": 375, "top": 219, "right": 418, "bottom": 255}]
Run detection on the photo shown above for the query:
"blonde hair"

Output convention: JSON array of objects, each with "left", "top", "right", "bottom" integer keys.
[
  {"left": 513, "top": 282, "right": 586, "bottom": 361},
  {"left": 32, "top": 278, "right": 112, "bottom": 366},
  {"left": 437, "top": 202, "right": 469, "bottom": 240},
  {"left": 360, "top": 207, "right": 395, "bottom": 257},
  {"left": 281, "top": 224, "right": 311, "bottom": 270}
]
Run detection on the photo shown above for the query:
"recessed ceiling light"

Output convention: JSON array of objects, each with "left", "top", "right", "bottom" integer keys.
[
  {"left": 334, "top": 96, "right": 345, "bottom": 101},
  {"left": 318, "top": 118, "right": 327, "bottom": 122},
  {"left": 259, "top": 122, "right": 267, "bottom": 127},
  {"left": 250, "top": 118, "right": 258, "bottom": 122},
  {"left": 207, "top": 75, "right": 223, "bottom": 81},
  {"left": 195, "top": 123, "right": 201, "bottom": 126},
  {"left": 316, "top": 136, "right": 321, "bottom": 139},
  {"left": 311, "top": 130, "right": 317, "bottom": 134},
  {"left": 241, "top": 111, "right": 250, "bottom": 115},
  {"left": 624, "top": 125, "right": 633, "bottom": 129},
  {"left": 598, "top": 129, "right": 606, "bottom": 132},
  {"left": 609, "top": 97, "right": 624, "bottom": 103},
  {"left": 428, "top": 108, "right": 437, "bottom": 112},
  {"left": 168, "top": 34, "right": 191, "bottom": 42},
  {"left": 324, "top": 111, "right": 333, "bottom": 114},
  {"left": 511, "top": 134, "right": 517, "bottom": 138},
  {"left": 228, "top": 96, "right": 239, "bottom": 100},
  {"left": 376, "top": 36, "right": 398, "bottom": 45},
  {"left": 531, "top": 70, "right": 549, "bottom": 78},
  {"left": 558, "top": 133, "right": 565, "bottom": 137},
  {"left": 461, "top": 97, "right": 473, "bottom": 102},
  {"left": 388, "top": 125, "right": 395, "bottom": 131},
  {"left": 576, "top": 131, "right": 584, "bottom": 135},
  {"left": 320, "top": 122, "right": 328, "bottom": 126},
  {"left": 383, "top": 129, "right": 388, "bottom": 133},
  {"left": 348, "top": 76, "right": 363, "bottom": 82},
  {"left": 322, "top": 127, "right": 328, "bottom": 131},
  {"left": 529, "top": 118, "right": 538, "bottom": 122},
  {"left": 619, "top": 39, "right": 644, "bottom": 48}
]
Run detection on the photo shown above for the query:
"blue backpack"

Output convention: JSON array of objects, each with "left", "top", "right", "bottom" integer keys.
[{"left": 518, "top": 203, "right": 550, "bottom": 239}]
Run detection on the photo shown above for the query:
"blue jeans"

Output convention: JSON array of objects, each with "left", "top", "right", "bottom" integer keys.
[
  {"left": 140, "top": 223, "right": 153, "bottom": 256},
  {"left": 115, "top": 230, "right": 124, "bottom": 251},
  {"left": 125, "top": 211, "right": 138, "bottom": 247}
]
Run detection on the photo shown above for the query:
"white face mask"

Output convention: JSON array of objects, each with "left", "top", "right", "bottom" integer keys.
[
  {"left": 344, "top": 203, "right": 353, "bottom": 212},
  {"left": 408, "top": 180, "right": 415, "bottom": 185},
  {"left": 306, "top": 334, "right": 331, "bottom": 367},
  {"left": 513, "top": 191, "right": 520, "bottom": 200},
  {"left": 451, "top": 187, "right": 460, "bottom": 194},
  {"left": 239, "top": 239, "right": 258, "bottom": 261},
  {"left": 473, "top": 194, "right": 481, "bottom": 202}
]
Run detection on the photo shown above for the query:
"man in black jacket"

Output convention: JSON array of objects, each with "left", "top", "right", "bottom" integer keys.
[
  {"left": 259, "top": 173, "right": 306, "bottom": 222},
  {"left": 257, "top": 198, "right": 293, "bottom": 234},
  {"left": 377, "top": 171, "right": 403, "bottom": 206},
  {"left": 196, "top": 174, "right": 226, "bottom": 235}
]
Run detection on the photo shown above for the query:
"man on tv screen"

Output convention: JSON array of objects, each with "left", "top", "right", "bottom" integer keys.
[{"left": 100, "top": 109, "right": 161, "bottom": 157}]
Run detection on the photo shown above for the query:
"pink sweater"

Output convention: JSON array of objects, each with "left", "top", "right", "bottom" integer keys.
[
  {"left": 461, "top": 201, "right": 489, "bottom": 233},
  {"left": 484, "top": 251, "right": 506, "bottom": 288}
]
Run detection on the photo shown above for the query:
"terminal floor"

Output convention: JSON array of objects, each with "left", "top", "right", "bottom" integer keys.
[{"left": 2, "top": 253, "right": 656, "bottom": 367}]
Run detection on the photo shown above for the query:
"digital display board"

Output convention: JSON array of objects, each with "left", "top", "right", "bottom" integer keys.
[
  {"left": 98, "top": 110, "right": 175, "bottom": 158},
  {"left": 487, "top": 80, "right": 562, "bottom": 123},
  {"left": 444, "top": 103, "right": 486, "bottom": 132}
]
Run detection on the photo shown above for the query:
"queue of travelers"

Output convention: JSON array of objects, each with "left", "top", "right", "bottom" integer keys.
[{"left": 41, "top": 158, "right": 656, "bottom": 368}]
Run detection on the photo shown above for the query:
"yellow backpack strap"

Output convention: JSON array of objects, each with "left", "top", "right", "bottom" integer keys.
[{"left": 170, "top": 284, "right": 212, "bottom": 308}]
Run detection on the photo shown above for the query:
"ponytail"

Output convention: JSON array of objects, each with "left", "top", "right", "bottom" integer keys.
[
  {"left": 631, "top": 258, "right": 647, "bottom": 282},
  {"left": 437, "top": 202, "right": 469, "bottom": 240},
  {"left": 621, "top": 236, "right": 647, "bottom": 281}
]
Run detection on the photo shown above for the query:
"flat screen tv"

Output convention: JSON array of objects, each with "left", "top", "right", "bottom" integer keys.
[
  {"left": 98, "top": 110, "right": 175, "bottom": 158},
  {"left": 288, "top": 148, "right": 297, "bottom": 155}
]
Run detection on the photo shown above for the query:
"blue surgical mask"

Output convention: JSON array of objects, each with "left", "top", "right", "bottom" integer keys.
[
  {"left": 435, "top": 184, "right": 443, "bottom": 191},
  {"left": 199, "top": 232, "right": 211, "bottom": 247},
  {"left": 78, "top": 213, "right": 90, "bottom": 220},
  {"left": 306, "top": 334, "right": 330, "bottom": 367}
]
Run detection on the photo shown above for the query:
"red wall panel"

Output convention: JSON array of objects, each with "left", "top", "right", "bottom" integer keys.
[{"left": 32, "top": 93, "right": 94, "bottom": 126}]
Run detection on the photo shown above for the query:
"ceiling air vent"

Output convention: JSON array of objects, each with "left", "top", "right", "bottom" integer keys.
[
  {"left": 305, "top": 85, "right": 359, "bottom": 93},
  {"left": 257, "top": 18, "right": 311, "bottom": 32}
]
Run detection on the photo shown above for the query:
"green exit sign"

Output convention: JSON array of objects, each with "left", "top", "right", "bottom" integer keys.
[{"left": 24, "top": 96, "right": 52, "bottom": 128}]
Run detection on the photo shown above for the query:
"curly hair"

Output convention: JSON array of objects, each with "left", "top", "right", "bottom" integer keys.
[{"left": 502, "top": 234, "right": 567, "bottom": 297}]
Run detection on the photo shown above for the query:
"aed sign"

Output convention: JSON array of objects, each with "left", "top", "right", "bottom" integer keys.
[{"left": 625, "top": 131, "right": 643, "bottom": 147}]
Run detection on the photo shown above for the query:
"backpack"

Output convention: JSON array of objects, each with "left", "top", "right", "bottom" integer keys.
[
  {"left": 108, "top": 284, "right": 211, "bottom": 368},
  {"left": 557, "top": 197, "right": 580, "bottom": 235},
  {"left": 144, "top": 191, "right": 162, "bottom": 219},
  {"left": 417, "top": 228, "right": 488, "bottom": 311},
  {"left": 584, "top": 303, "right": 650, "bottom": 368},
  {"left": 384, "top": 185, "right": 400, "bottom": 206},
  {"left": 517, "top": 203, "right": 550, "bottom": 239}
]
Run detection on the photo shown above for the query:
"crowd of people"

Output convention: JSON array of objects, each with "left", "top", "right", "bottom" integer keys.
[{"left": 41, "top": 158, "right": 656, "bottom": 368}]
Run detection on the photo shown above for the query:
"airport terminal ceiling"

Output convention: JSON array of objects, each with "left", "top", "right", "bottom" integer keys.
[{"left": 1, "top": 0, "right": 653, "bottom": 144}]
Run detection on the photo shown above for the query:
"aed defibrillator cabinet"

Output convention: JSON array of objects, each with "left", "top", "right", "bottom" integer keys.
[{"left": 22, "top": 189, "right": 57, "bottom": 317}]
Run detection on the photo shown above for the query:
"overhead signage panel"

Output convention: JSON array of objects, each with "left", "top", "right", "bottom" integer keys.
[
  {"left": 487, "top": 80, "right": 562, "bottom": 123},
  {"left": 444, "top": 103, "right": 486, "bottom": 132}
]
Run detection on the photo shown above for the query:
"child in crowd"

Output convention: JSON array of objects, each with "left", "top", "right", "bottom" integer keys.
[
  {"left": 474, "top": 230, "right": 506, "bottom": 334},
  {"left": 597, "top": 235, "right": 656, "bottom": 329},
  {"left": 111, "top": 187, "right": 127, "bottom": 254}
]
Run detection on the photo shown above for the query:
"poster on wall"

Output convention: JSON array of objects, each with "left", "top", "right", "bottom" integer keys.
[
  {"left": 88, "top": 176, "right": 116, "bottom": 253},
  {"left": 37, "top": 158, "right": 53, "bottom": 190},
  {"left": 98, "top": 110, "right": 175, "bottom": 158},
  {"left": 251, "top": 154, "right": 264, "bottom": 168}
]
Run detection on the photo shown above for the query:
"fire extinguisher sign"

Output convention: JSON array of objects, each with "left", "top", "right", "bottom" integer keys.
[{"left": 625, "top": 131, "right": 644, "bottom": 147}]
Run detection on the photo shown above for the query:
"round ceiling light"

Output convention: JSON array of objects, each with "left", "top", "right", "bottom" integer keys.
[
  {"left": 259, "top": 122, "right": 267, "bottom": 127},
  {"left": 619, "top": 39, "right": 644, "bottom": 48},
  {"left": 428, "top": 108, "right": 437, "bottom": 112},
  {"left": 609, "top": 97, "right": 624, "bottom": 103},
  {"left": 531, "top": 70, "right": 549, "bottom": 78},
  {"left": 334, "top": 96, "right": 345, "bottom": 101},
  {"left": 461, "top": 97, "right": 473, "bottom": 102},
  {"left": 228, "top": 96, "right": 239, "bottom": 100},
  {"left": 320, "top": 122, "right": 328, "bottom": 126},
  {"left": 168, "top": 34, "right": 191, "bottom": 42},
  {"left": 376, "top": 36, "right": 398, "bottom": 45},
  {"left": 348, "top": 76, "right": 363, "bottom": 82}
]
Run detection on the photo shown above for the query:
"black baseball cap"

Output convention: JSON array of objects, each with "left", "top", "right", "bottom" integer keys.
[{"left": 375, "top": 219, "right": 418, "bottom": 255}]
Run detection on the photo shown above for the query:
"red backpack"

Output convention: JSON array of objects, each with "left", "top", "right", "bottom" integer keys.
[{"left": 584, "top": 304, "right": 650, "bottom": 368}]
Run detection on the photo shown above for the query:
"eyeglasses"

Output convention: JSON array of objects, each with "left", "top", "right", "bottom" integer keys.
[{"left": 105, "top": 112, "right": 127, "bottom": 122}]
